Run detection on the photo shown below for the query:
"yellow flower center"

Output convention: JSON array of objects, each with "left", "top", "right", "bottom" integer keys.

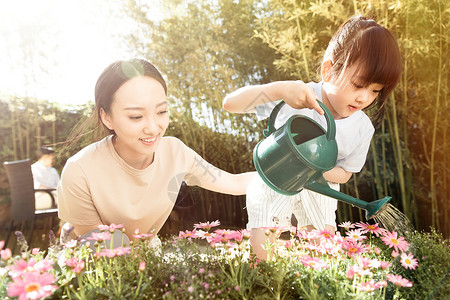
[
  {"left": 391, "top": 239, "right": 399, "bottom": 245},
  {"left": 25, "top": 283, "right": 40, "bottom": 293},
  {"left": 367, "top": 225, "right": 375, "bottom": 230},
  {"left": 349, "top": 247, "right": 358, "bottom": 253},
  {"left": 405, "top": 259, "right": 411, "bottom": 264}
]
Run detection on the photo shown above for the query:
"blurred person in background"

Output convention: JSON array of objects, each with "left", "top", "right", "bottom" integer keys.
[{"left": 32, "top": 146, "right": 60, "bottom": 209}]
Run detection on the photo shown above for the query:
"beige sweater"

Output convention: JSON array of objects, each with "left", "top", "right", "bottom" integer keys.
[{"left": 58, "top": 135, "right": 222, "bottom": 239}]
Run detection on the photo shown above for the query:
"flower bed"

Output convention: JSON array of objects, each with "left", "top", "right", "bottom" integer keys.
[{"left": 1, "top": 221, "right": 449, "bottom": 299}]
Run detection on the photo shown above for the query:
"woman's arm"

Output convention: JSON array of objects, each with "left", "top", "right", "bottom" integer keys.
[
  {"left": 199, "top": 171, "right": 257, "bottom": 195},
  {"left": 73, "top": 224, "right": 102, "bottom": 237},
  {"left": 223, "top": 81, "right": 323, "bottom": 114}
]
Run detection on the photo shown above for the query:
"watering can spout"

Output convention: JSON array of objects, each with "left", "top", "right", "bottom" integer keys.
[{"left": 304, "top": 179, "right": 392, "bottom": 220}]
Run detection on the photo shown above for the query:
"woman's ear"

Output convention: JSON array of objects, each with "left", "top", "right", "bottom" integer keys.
[
  {"left": 321, "top": 60, "right": 333, "bottom": 82},
  {"left": 100, "top": 108, "right": 113, "bottom": 131}
]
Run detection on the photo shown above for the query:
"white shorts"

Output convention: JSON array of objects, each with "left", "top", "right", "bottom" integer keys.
[{"left": 246, "top": 175, "right": 338, "bottom": 230}]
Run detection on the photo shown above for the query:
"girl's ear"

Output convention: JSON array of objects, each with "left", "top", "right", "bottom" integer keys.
[
  {"left": 100, "top": 108, "right": 113, "bottom": 131},
  {"left": 321, "top": 60, "right": 333, "bottom": 82}
]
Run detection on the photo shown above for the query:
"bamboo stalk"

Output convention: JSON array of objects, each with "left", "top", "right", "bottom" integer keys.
[
  {"left": 442, "top": 28, "right": 449, "bottom": 237},
  {"left": 352, "top": 174, "right": 364, "bottom": 221},
  {"left": 370, "top": 139, "right": 384, "bottom": 198},
  {"left": 429, "top": 1, "right": 443, "bottom": 231},
  {"left": 293, "top": 1, "right": 310, "bottom": 79},
  {"left": 381, "top": 121, "right": 388, "bottom": 193},
  {"left": 386, "top": 96, "right": 410, "bottom": 219},
  {"left": 352, "top": 0, "right": 358, "bottom": 14}
]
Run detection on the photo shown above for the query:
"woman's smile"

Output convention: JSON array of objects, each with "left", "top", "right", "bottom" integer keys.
[{"left": 139, "top": 136, "right": 158, "bottom": 146}]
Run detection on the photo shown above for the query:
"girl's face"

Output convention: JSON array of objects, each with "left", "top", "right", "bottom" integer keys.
[
  {"left": 322, "top": 63, "right": 384, "bottom": 119},
  {"left": 101, "top": 76, "right": 169, "bottom": 169}
]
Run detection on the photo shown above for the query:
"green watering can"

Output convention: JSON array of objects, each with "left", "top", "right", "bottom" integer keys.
[{"left": 253, "top": 101, "right": 391, "bottom": 220}]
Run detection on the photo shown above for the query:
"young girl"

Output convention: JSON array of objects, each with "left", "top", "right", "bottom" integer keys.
[
  {"left": 57, "top": 59, "right": 255, "bottom": 246},
  {"left": 223, "top": 15, "right": 402, "bottom": 259}
]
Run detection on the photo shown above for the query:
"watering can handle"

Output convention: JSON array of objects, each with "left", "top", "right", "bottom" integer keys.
[{"left": 264, "top": 100, "right": 336, "bottom": 141}]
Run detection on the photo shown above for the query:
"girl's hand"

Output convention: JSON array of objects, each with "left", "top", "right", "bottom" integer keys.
[
  {"left": 223, "top": 80, "right": 324, "bottom": 114},
  {"left": 274, "top": 81, "right": 324, "bottom": 115}
]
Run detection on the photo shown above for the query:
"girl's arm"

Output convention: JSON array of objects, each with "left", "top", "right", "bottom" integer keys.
[
  {"left": 223, "top": 81, "right": 323, "bottom": 114},
  {"left": 323, "top": 166, "right": 353, "bottom": 184}
]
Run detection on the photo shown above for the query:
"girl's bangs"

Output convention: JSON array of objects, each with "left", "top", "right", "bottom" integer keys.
[{"left": 348, "top": 27, "right": 402, "bottom": 90}]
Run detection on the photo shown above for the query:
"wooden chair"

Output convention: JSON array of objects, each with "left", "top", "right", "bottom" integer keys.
[{"left": 2, "top": 159, "right": 58, "bottom": 249}]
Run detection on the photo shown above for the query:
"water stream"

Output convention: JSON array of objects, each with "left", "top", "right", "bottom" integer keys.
[{"left": 372, "top": 203, "right": 414, "bottom": 237}]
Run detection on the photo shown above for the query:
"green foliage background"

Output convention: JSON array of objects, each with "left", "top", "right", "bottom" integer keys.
[{"left": 0, "top": 0, "right": 448, "bottom": 238}]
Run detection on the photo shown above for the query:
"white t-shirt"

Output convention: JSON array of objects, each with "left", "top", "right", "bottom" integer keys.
[
  {"left": 255, "top": 81, "right": 374, "bottom": 173},
  {"left": 31, "top": 161, "right": 60, "bottom": 189},
  {"left": 58, "top": 135, "right": 225, "bottom": 239}
]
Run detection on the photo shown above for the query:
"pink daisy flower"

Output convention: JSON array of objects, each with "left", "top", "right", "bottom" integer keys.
[
  {"left": 139, "top": 261, "right": 146, "bottom": 272},
  {"left": 227, "top": 230, "right": 251, "bottom": 244},
  {"left": 113, "top": 246, "right": 132, "bottom": 256},
  {"left": 133, "top": 233, "right": 154, "bottom": 240},
  {"left": 194, "top": 230, "right": 215, "bottom": 243},
  {"left": 1, "top": 248, "right": 12, "bottom": 261},
  {"left": 356, "top": 222, "right": 385, "bottom": 236},
  {"left": 209, "top": 233, "right": 233, "bottom": 245},
  {"left": 380, "top": 260, "right": 392, "bottom": 269},
  {"left": 316, "top": 240, "right": 342, "bottom": 257},
  {"left": 98, "top": 223, "right": 124, "bottom": 233},
  {"left": 316, "top": 229, "right": 335, "bottom": 240},
  {"left": 387, "top": 274, "right": 413, "bottom": 287},
  {"left": 285, "top": 240, "right": 293, "bottom": 249},
  {"left": 381, "top": 231, "right": 410, "bottom": 252},
  {"left": 178, "top": 230, "right": 199, "bottom": 240},
  {"left": 299, "top": 255, "right": 328, "bottom": 270},
  {"left": 357, "top": 257, "right": 373, "bottom": 269},
  {"left": 214, "top": 229, "right": 236, "bottom": 236},
  {"left": 347, "top": 265, "right": 371, "bottom": 277},
  {"left": 342, "top": 240, "right": 368, "bottom": 257},
  {"left": 193, "top": 220, "right": 220, "bottom": 231},
  {"left": 66, "top": 258, "right": 85, "bottom": 274},
  {"left": 400, "top": 252, "right": 419, "bottom": 270},
  {"left": 338, "top": 221, "right": 355, "bottom": 230},
  {"left": 86, "top": 231, "right": 111, "bottom": 242},
  {"left": 34, "top": 259, "right": 54, "bottom": 273},
  {"left": 345, "top": 229, "right": 367, "bottom": 242},
  {"left": 7, "top": 271, "right": 58, "bottom": 299},
  {"left": 8, "top": 258, "right": 37, "bottom": 278},
  {"left": 63, "top": 239, "right": 78, "bottom": 249},
  {"left": 98, "top": 246, "right": 132, "bottom": 258},
  {"left": 357, "top": 279, "right": 387, "bottom": 292}
]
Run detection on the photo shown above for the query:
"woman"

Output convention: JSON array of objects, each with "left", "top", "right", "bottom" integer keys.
[{"left": 58, "top": 59, "right": 255, "bottom": 244}]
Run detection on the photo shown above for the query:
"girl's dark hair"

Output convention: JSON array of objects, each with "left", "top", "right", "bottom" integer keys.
[
  {"left": 60, "top": 59, "right": 167, "bottom": 157},
  {"left": 324, "top": 15, "right": 402, "bottom": 124}
]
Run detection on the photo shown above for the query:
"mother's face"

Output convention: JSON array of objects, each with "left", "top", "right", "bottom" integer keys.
[{"left": 100, "top": 76, "right": 169, "bottom": 165}]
